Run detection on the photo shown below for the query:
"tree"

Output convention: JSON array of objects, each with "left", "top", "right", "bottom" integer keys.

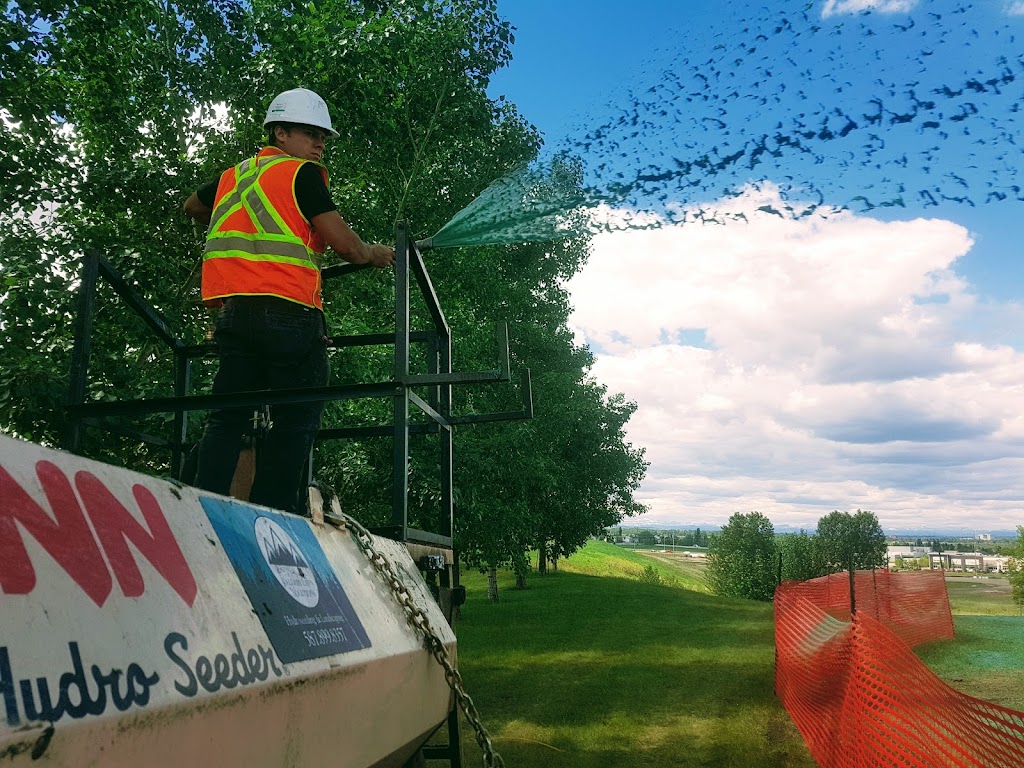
[
  {"left": 636, "top": 529, "right": 657, "bottom": 546},
  {"left": 777, "top": 531, "right": 827, "bottom": 582},
  {"left": 451, "top": 420, "right": 541, "bottom": 602},
  {"left": 525, "top": 373, "right": 646, "bottom": 570},
  {"left": 814, "top": 509, "right": 886, "bottom": 573},
  {"left": 455, "top": 356, "right": 647, "bottom": 598},
  {"left": 2, "top": 0, "right": 254, "bottom": 455},
  {"left": 1008, "top": 526, "right": 1024, "bottom": 612},
  {"left": 707, "top": 512, "right": 778, "bottom": 601}
]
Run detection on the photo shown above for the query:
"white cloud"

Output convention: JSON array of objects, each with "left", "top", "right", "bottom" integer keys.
[
  {"left": 821, "top": 0, "right": 917, "bottom": 17},
  {"left": 1007, "top": 2, "right": 1024, "bottom": 15},
  {"left": 569, "top": 186, "right": 1024, "bottom": 533}
]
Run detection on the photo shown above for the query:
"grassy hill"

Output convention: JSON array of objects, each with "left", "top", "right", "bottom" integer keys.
[
  {"left": 453, "top": 541, "right": 816, "bottom": 767},
  {"left": 450, "top": 543, "right": 1024, "bottom": 766},
  {"left": 916, "top": 574, "right": 1024, "bottom": 711}
]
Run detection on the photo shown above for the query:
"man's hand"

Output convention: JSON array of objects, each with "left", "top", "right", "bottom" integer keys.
[{"left": 367, "top": 244, "right": 395, "bottom": 268}]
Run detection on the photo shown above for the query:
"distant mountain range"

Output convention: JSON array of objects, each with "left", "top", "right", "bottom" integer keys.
[
  {"left": 617, "top": 524, "right": 1020, "bottom": 539},
  {"left": 879, "top": 528, "right": 1019, "bottom": 540}
]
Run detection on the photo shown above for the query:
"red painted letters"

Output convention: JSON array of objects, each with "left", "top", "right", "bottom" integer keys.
[
  {"left": 76, "top": 473, "right": 198, "bottom": 606},
  {"left": 0, "top": 460, "right": 197, "bottom": 607},
  {"left": 0, "top": 462, "right": 112, "bottom": 606}
]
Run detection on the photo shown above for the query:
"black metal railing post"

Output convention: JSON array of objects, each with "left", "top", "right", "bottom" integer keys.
[
  {"left": 439, "top": 326, "right": 453, "bottom": 541},
  {"left": 64, "top": 251, "right": 100, "bottom": 454},
  {"left": 392, "top": 222, "right": 411, "bottom": 538},
  {"left": 172, "top": 350, "right": 192, "bottom": 478}
]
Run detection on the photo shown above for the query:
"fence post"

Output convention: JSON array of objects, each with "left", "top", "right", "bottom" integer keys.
[
  {"left": 872, "top": 567, "right": 878, "bottom": 622},
  {"left": 848, "top": 550, "right": 857, "bottom": 615}
]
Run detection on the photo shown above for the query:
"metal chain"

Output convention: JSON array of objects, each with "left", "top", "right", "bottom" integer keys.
[{"left": 336, "top": 512, "right": 505, "bottom": 768}]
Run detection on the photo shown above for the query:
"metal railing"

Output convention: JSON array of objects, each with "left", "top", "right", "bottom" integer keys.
[{"left": 64, "top": 221, "right": 533, "bottom": 550}]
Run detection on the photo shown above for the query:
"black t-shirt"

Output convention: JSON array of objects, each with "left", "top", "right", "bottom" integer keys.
[{"left": 198, "top": 161, "right": 337, "bottom": 222}]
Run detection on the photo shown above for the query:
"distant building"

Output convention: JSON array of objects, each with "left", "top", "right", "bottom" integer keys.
[
  {"left": 928, "top": 551, "right": 1009, "bottom": 573},
  {"left": 887, "top": 546, "right": 930, "bottom": 568},
  {"left": 976, "top": 533, "right": 993, "bottom": 542}
]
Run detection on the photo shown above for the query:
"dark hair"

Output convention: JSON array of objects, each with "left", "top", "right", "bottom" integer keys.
[
  {"left": 266, "top": 122, "right": 326, "bottom": 147},
  {"left": 265, "top": 122, "right": 290, "bottom": 147}
]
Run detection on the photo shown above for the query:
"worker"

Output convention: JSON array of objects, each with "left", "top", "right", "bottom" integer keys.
[{"left": 182, "top": 87, "right": 394, "bottom": 515}]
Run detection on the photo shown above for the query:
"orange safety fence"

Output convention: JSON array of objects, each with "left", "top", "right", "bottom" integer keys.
[
  {"left": 779, "top": 570, "right": 955, "bottom": 647},
  {"left": 775, "top": 570, "right": 1024, "bottom": 768}
]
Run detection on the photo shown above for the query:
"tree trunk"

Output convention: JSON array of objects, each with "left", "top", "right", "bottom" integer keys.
[
  {"left": 538, "top": 541, "right": 548, "bottom": 576},
  {"left": 512, "top": 552, "right": 529, "bottom": 589},
  {"left": 551, "top": 552, "right": 559, "bottom": 572},
  {"left": 486, "top": 566, "right": 499, "bottom": 603}
]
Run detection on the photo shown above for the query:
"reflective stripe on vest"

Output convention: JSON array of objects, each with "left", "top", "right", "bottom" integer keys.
[{"left": 201, "top": 148, "right": 326, "bottom": 309}]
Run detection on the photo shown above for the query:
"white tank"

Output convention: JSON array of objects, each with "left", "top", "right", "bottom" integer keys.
[{"left": 0, "top": 434, "right": 455, "bottom": 767}]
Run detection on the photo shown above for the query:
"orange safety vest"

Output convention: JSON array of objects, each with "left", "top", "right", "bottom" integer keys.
[{"left": 202, "top": 146, "right": 328, "bottom": 309}]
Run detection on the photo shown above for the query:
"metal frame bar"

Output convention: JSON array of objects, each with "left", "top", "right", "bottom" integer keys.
[
  {"left": 439, "top": 331, "right": 454, "bottom": 540},
  {"left": 79, "top": 418, "right": 173, "bottom": 447},
  {"left": 392, "top": 224, "right": 412, "bottom": 539},
  {"left": 67, "top": 382, "right": 404, "bottom": 418},
  {"left": 318, "top": 424, "right": 439, "bottom": 440},
  {"left": 172, "top": 349, "right": 192, "bottom": 478},
  {"left": 448, "top": 369, "right": 534, "bottom": 425},
  {"left": 64, "top": 251, "right": 99, "bottom": 453},
  {"left": 409, "top": 391, "right": 450, "bottom": 430},
  {"left": 97, "top": 255, "right": 182, "bottom": 350},
  {"left": 410, "top": 244, "right": 449, "bottom": 337}
]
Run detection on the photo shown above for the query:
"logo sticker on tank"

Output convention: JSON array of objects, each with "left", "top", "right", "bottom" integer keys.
[{"left": 200, "top": 497, "right": 371, "bottom": 663}]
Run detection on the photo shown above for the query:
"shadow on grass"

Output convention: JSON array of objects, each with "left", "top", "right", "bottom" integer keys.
[{"left": 452, "top": 569, "right": 817, "bottom": 768}]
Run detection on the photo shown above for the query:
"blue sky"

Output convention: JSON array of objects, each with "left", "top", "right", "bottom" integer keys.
[{"left": 488, "top": 0, "right": 1024, "bottom": 533}]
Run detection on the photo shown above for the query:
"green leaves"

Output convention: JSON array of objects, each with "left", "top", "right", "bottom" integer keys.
[
  {"left": 1007, "top": 526, "right": 1024, "bottom": 612},
  {"left": 707, "top": 511, "right": 778, "bottom": 602},
  {"left": 776, "top": 531, "right": 825, "bottom": 582},
  {"left": 815, "top": 509, "right": 887, "bottom": 572}
]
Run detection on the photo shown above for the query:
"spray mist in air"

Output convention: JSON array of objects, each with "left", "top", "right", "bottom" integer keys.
[{"left": 417, "top": 0, "right": 1024, "bottom": 251}]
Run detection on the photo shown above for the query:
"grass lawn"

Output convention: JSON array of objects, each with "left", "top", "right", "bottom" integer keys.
[
  {"left": 914, "top": 573, "right": 1024, "bottom": 711},
  {"left": 943, "top": 573, "right": 1021, "bottom": 616},
  {"left": 450, "top": 541, "right": 816, "bottom": 767},
  {"left": 445, "top": 547, "right": 1024, "bottom": 766},
  {"left": 548, "top": 540, "right": 710, "bottom": 593}
]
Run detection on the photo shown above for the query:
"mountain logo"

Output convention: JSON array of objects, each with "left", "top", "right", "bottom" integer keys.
[{"left": 254, "top": 517, "right": 320, "bottom": 608}]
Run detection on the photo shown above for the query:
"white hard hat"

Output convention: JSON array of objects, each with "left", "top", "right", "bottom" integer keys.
[{"left": 263, "top": 88, "right": 339, "bottom": 138}]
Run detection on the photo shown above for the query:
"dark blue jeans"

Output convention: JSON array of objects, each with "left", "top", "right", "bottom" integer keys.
[{"left": 193, "top": 296, "right": 329, "bottom": 515}]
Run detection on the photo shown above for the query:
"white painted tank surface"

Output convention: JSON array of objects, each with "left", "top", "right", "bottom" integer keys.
[{"left": 0, "top": 434, "right": 455, "bottom": 767}]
